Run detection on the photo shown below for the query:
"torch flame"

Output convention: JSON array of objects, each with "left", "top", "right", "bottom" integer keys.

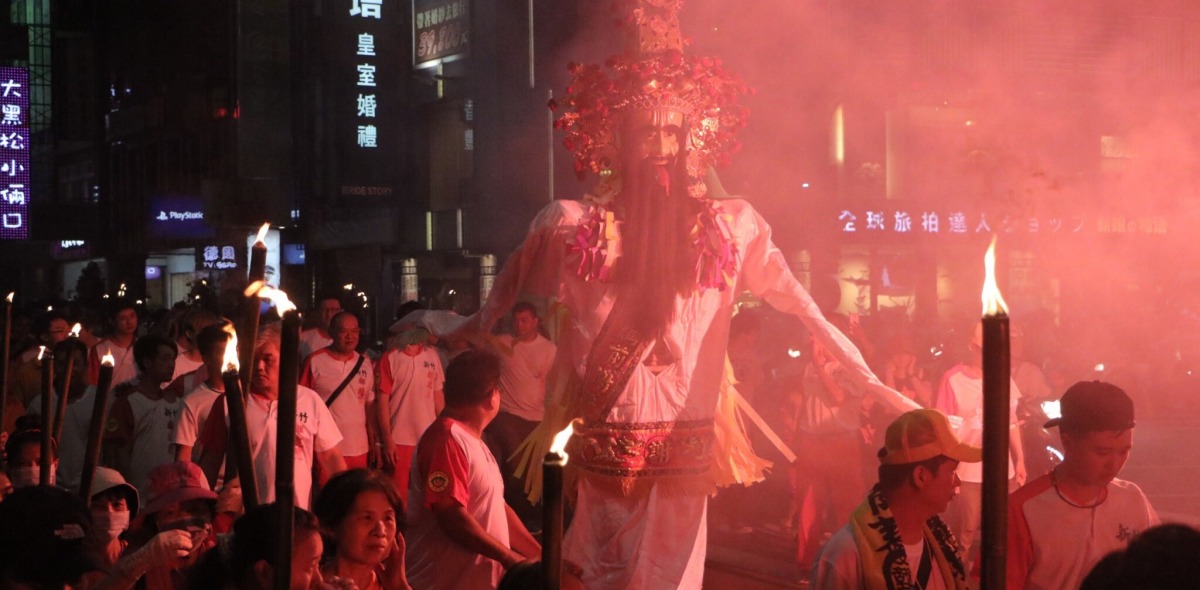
[
  {"left": 37, "top": 345, "right": 46, "bottom": 361},
  {"left": 222, "top": 324, "right": 239, "bottom": 373},
  {"left": 549, "top": 421, "right": 578, "bottom": 463},
  {"left": 254, "top": 222, "right": 270, "bottom": 245},
  {"left": 981, "top": 236, "right": 1009, "bottom": 317},
  {"left": 244, "top": 281, "right": 297, "bottom": 314},
  {"left": 101, "top": 348, "right": 115, "bottom": 367},
  {"left": 69, "top": 323, "right": 82, "bottom": 338},
  {"left": 5, "top": 292, "right": 12, "bottom": 303}
]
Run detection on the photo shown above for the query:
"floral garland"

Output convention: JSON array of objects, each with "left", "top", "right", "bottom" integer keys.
[{"left": 566, "top": 202, "right": 737, "bottom": 291}]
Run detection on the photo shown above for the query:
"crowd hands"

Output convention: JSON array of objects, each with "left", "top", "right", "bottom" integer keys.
[{"left": 0, "top": 295, "right": 567, "bottom": 590}]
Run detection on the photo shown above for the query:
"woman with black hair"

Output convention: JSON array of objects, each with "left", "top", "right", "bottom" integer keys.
[{"left": 312, "top": 469, "right": 410, "bottom": 590}]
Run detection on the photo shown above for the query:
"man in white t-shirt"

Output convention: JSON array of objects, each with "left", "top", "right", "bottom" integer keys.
[
  {"left": 812, "top": 409, "right": 979, "bottom": 590},
  {"left": 1001, "top": 381, "right": 1158, "bottom": 590},
  {"left": 935, "top": 323, "right": 1026, "bottom": 563},
  {"left": 298, "top": 296, "right": 342, "bottom": 363},
  {"left": 172, "top": 323, "right": 230, "bottom": 462},
  {"left": 102, "top": 334, "right": 181, "bottom": 496},
  {"left": 378, "top": 328, "right": 445, "bottom": 501},
  {"left": 483, "top": 302, "right": 556, "bottom": 529},
  {"left": 300, "top": 311, "right": 376, "bottom": 469},
  {"left": 406, "top": 349, "right": 541, "bottom": 589},
  {"left": 197, "top": 327, "right": 347, "bottom": 509},
  {"left": 171, "top": 308, "right": 218, "bottom": 381},
  {"left": 87, "top": 303, "right": 140, "bottom": 394}
]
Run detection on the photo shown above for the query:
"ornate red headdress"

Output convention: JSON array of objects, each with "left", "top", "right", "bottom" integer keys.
[{"left": 550, "top": 0, "right": 751, "bottom": 200}]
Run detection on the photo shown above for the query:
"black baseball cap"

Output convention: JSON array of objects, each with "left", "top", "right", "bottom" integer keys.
[
  {"left": 0, "top": 485, "right": 101, "bottom": 586},
  {"left": 1044, "top": 381, "right": 1136, "bottom": 433}
]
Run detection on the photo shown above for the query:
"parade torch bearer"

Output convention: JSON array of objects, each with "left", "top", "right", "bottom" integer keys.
[
  {"left": 38, "top": 346, "right": 54, "bottom": 484},
  {"left": 980, "top": 237, "right": 1010, "bottom": 590},
  {"left": 1, "top": 292, "right": 13, "bottom": 433},
  {"left": 543, "top": 422, "right": 575, "bottom": 590},
  {"left": 240, "top": 223, "right": 270, "bottom": 391},
  {"left": 220, "top": 323, "right": 259, "bottom": 510},
  {"left": 79, "top": 350, "right": 114, "bottom": 501},
  {"left": 52, "top": 323, "right": 82, "bottom": 442},
  {"left": 247, "top": 282, "right": 299, "bottom": 590}
]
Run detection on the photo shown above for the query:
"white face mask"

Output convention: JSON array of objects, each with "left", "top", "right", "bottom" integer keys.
[
  {"left": 10, "top": 464, "right": 55, "bottom": 488},
  {"left": 91, "top": 510, "right": 131, "bottom": 543}
]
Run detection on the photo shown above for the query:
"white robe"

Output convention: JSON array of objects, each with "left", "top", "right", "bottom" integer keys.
[{"left": 475, "top": 198, "right": 917, "bottom": 589}]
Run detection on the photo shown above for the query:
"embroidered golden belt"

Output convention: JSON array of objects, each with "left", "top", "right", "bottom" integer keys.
[{"left": 570, "top": 419, "right": 714, "bottom": 479}]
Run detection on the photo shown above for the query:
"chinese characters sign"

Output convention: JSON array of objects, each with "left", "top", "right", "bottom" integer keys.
[
  {"left": 836, "top": 210, "right": 1168, "bottom": 237},
  {"left": 333, "top": 0, "right": 397, "bottom": 201},
  {"left": 199, "top": 244, "right": 240, "bottom": 270},
  {"left": 0, "top": 67, "right": 29, "bottom": 240},
  {"left": 412, "top": 0, "right": 469, "bottom": 68}
]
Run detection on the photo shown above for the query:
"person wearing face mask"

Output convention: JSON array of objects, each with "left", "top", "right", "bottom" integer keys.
[
  {"left": 4, "top": 421, "right": 58, "bottom": 489},
  {"left": 85, "top": 467, "right": 141, "bottom": 571},
  {"left": 313, "top": 469, "right": 411, "bottom": 590},
  {"left": 99, "top": 461, "right": 218, "bottom": 590}
]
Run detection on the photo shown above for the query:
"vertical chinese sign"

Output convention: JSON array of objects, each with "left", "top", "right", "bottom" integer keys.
[
  {"left": 0, "top": 67, "right": 29, "bottom": 240},
  {"left": 333, "top": 0, "right": 399, "bottom": 201}
]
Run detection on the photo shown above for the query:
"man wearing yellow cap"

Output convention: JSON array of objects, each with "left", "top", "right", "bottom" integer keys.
[{"left": 812, "top": 409, "right": 980, "bottom": 590}]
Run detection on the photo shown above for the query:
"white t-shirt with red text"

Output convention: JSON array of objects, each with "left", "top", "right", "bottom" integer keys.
[
  {"left": 378, "top": 346, "right": 444, "bottom": 446},
  {"left": 300, "top": 349, "right": 375, "bottom": 457}
]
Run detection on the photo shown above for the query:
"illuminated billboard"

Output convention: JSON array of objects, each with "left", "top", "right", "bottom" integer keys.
[{"left": 0, "top": 67, "right": 30, "bottom": 240}]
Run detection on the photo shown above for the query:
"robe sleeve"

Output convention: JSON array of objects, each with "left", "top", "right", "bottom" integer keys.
[
  {"left": 734, "top": 201, "right": 921, "bottom": 415},
  {"left": 466, "top": 200, "right": 582, "bottom": 337}
]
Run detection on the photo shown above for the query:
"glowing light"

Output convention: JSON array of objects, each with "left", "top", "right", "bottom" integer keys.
[
  {"left": 5, "top": 292, "right": 12, "bottom": 303},
  {"left": 222, "top": 324, "right": 239, "bottom": 373},
  {"left": 101, "top": 348, "right": 115, "bottom": 367},
  {"left": 244, "top": 281, "right": 297, "bottom": 314},
  {"left": 787, "top": 348, "right": 802, "bottom": 359},
  {"left": 69, "top": 323, "right": 81, "bottom": 338},
  {"left": 801, "top": 183, "right": 810, "bottom": 189},
  {"left": 343, "top": 284, "right": 354, "bottom": 290},
  {"left": 1041, "top": 400, "right": 1062, "bottom": 421},
  {"left": 46, "top": 305, "right": 52, "bottom": 311},
  {"left": 549, "top": 422, "right": 577, "bottom": 463},
  {"left": 254, "top": 222, "right": 270, "bottom": 245},
  {"left": 1047, "top": 446, "right": 1064, "bottom": 462},
  {"left": 981, "top": 236, "right": 1009, "bottom": 317},
  {"left": 37, "top": 345, "right": 46, "bottom": 361},
  {"left": 1094, "top": 363, "right": 1105, "bottom": 372}
]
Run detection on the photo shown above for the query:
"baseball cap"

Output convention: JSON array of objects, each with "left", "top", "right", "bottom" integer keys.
[
  {"left": 1044, "top": 381, "right": 1135, "bottom": 432},
  {"left": 879, "top": 409, "right": 983, "bottom": 465},
  {"left": 0, "top": 485, "right": 102, "bottom": 586},
  {"left": 90, "top": 466, "right": 141, "bottom": 519},
  {"left": 141, "top": 461, "right": 218, "bottom": 516}
]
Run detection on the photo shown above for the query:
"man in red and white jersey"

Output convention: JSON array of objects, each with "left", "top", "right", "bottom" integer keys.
[
  {"left": 300, "top": 311, "right": 376, "bottom": 469},
  {"left": 1001, "top": 381, "right": 1158, "bottom": 590},
  {"left": 377, "top": 326, "right": 444, "bottom": 500},
  {"left": 405, "top": 349, "right": 541, "bottom": 589}
]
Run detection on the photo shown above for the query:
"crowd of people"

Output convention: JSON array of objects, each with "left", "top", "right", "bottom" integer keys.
[
  {"left": 0, "top": 295, "right": 575, "bottom": 590},
  {"left": 0, "top": 292, "right": 1194, "bottom": 589}
]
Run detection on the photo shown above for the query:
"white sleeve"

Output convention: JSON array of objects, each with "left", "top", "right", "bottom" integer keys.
[
  {"left": 736, "top": 202, "right": 919, "bottom": 414},
  {"left": 173, "top": 398, "right": 200, "bottom": 446}
]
